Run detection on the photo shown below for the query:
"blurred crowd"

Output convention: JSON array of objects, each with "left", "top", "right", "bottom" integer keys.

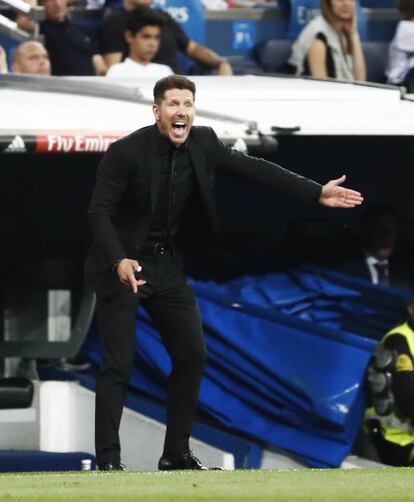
[{"left": 0, "top": 0, "right": 412, "bottom": 91}]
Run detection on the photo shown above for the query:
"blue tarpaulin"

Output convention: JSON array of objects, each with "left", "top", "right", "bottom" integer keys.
[{"left": 81, "top": 265, "right": 408, "bottom": 467}]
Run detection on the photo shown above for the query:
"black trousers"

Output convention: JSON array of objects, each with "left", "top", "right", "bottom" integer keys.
[
  {"left": 365, "top": 419, "right": 414, "bottom": 466},
  {"left": 94, "top": 251, "right": 207, "bottom": 465}
]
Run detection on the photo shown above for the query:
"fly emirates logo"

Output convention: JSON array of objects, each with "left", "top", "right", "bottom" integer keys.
[{"left": 46, "top": 134, "right": 120, "bottom": 152}]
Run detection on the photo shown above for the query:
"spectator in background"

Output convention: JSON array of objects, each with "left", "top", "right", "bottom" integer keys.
[
  {"left": 106, "top": 6, "right": 172, "bottom": 79},
  {"left": 100, "top": 0, "right": 232, "bottom": 75},
  {"left": 0, "top": 45, "right": 7, "bottom": 73},
  {"left": 36, "top": 0, "right": 106, "bottom": 75},
  {"left": 12, "top": 41, "right": 51, "bottom": 75},
  {"left": 16, "top": 0, "right": 37, "bottom": 34},
  {"left": 339, "top": 205, "right": 412, "bottom": 290},
  {"left": 289, "top": 0, "right": 366, "bottom": 81},
  {"left": 386, "top": 0, "right": 414, "bottom": 92}
]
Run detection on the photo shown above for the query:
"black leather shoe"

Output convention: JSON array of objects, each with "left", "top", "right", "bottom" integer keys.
[
  {"left": 158, "top": 451, "right": 208, "bottom": 471},
  {"left": 97, "top": 462, "right": 126, "bottom": 471}
]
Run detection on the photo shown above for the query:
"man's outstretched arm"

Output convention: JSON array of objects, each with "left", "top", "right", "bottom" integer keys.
[{"left": 210, "top": 127, "right": 363, "bottom": 208}]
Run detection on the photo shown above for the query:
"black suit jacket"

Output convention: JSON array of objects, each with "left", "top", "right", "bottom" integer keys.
[{"left": 86, "top": 125, "right": 322, "bottom": 296}]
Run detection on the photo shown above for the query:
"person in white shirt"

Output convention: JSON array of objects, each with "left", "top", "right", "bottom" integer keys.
[
  {"left": 386, "top": 0, "right": 414, "bottom": 92},
  {"left": 106, "top": 6, "right": 173, "bottom": 79}
]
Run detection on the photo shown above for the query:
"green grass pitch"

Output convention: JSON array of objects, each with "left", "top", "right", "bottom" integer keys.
[{"left": 0, "top": 467, "right": 413, "bottom": 501}]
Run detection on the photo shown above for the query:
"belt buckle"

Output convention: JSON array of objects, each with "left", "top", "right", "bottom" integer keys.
[{"left": 154, "top": 242, "right": 165, "bottom": 255}]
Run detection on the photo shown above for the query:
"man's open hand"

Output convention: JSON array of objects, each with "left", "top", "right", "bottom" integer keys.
[
  {"left": 319, "top": 175, "right": 364, "bottom": 208},
  {"left": 116, "top": 258, "right": 146, "bottom": 293}
]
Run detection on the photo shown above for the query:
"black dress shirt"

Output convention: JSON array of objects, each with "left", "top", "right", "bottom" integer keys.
[{"left": 148, "top": 130, "right": 194, "bottom": 242}]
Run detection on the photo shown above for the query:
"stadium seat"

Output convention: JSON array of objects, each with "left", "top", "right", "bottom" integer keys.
[
  {"left": 255, "top": 39, "right": 294, "bottom": 74},
  {"left": 362, "top": 41, "right": 389, "bottom": 84},
  {"left": 255, "top": 38, "right": 389, "bottom": 83},
  {"left": 360, "top": 0, "right": 396, "bottom": 8},
  {"left": 226, "top": 55, "right": 264, "bottom": 75},
  {"left": 189, "top": 56, "right": 263, "bottom": 76}
]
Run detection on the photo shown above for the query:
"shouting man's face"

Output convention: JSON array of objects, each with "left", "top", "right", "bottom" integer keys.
[{"left": 153, "top": 88, "right": 195, "bottom": 148}]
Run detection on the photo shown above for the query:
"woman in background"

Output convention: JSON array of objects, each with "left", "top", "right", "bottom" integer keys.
[
  {"left": 386, "top": 0, "right": 414, "bottom": 92},
  {"left": 289, "top": 0, "right": 366, "bottom": 81},
  {"left": 0, "top": 45, "right": 8, "bottom": 74}
]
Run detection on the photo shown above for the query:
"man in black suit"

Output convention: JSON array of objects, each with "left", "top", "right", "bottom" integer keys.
[
  {"left": 340, "top": 205, "right": 412, "bottom": 290},
  {"left": 87, "top": 74, "right": 363, "bottom": 471}
]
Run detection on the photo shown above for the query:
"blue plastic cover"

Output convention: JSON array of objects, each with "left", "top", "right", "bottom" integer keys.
[{"left": 82, "top": 265, "right": 408, "bottom": 467}]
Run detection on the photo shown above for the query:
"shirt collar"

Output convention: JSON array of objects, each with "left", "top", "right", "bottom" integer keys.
[
  {"left": 153, "top": 124, "right": 189, "bottom": 155},
  {"left": 366, "top": 254, "right": 389, "bottom": 266}
]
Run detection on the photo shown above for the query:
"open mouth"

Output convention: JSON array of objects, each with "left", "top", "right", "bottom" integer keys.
[{"left": 172, "top": 121, "right": 186, "bottom": 131}]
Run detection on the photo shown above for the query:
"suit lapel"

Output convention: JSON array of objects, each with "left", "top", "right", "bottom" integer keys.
[
  {"left": 188, "top": 140, "right": 221, "bottom": 235},
  {"left": 188, "top": 140, "right": 208, "bottom": 196},
  {"left": 149, "top": 155, "right": 164, "bottom": 213},
  {"left": 148, "top": 127, "right": 167, "bottom": 213}
]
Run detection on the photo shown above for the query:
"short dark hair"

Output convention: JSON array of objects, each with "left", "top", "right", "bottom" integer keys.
[
  {"left": 397, "top": 0, "right": 414, "bottom": 19},
  {"left": 153, "top": 75, "right": 196, "bottom": 104},
  {"left": 125, "top": 6, "right": 165, "bottom": 36},
  {"left": 361, "top": 204, "right": 400, "bottom": 251}
]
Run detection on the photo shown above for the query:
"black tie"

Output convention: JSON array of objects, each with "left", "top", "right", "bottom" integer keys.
[{"left": 374, "top": 262, "right": 389, "bottom": 286}]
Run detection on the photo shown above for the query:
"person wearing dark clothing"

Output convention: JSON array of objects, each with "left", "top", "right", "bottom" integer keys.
[
  {"left": 40, "top": 0, "right": 106, "bottom": 76},
  {"left": 40, "top": 18, "right": 95, "bottom": 76},
  {"left": 86, "top": 74, "right": 363, "bottom": 471},
  {"left": 100, "top": 0, "right": 232, "bottom": 75},
  {"left": 339, "top": 205, "right": 412, "bottom": 290}
]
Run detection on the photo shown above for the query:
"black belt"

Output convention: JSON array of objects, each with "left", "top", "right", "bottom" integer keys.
[{"left": 138, "top": 241, "right": 170, "bottom": 255}]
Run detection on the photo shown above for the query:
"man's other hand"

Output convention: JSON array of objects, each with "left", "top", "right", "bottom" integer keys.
[
  {"left": 116, "top": 258, "right": 146, "bottom": 293},
  {"left": 319, "top": 175, "right": 364, "bottom": 208}
]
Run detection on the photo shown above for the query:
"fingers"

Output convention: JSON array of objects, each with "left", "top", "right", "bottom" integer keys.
[
  {"left": 335, "top": 190, "right": 364, "bottom": 207},
  {"left": 126, "top": 274, "right": 146, "bottom": 294},
  {"left": 331, "top": 174, "right": 346, "bottom": 186},
  {"left": 127, "top": 271, "right": 138, "bottom": 293},
  {"left": 343, "top": 188, "right": 364, "bottom": 203},
  {"left": 345, "top": 189, "right": 363, "bottom": 197},
  {"left": 118, "top": 259, "right": 146, "bottom": 293},
  {"left": 336, "top": 200, "right": 361, "bottom": 208},
  {"left": 332, "top": 185, "right": 364, "bottom": 206},
  {"left": 343, "top": 194, "right": 364, "bottom": 205}
]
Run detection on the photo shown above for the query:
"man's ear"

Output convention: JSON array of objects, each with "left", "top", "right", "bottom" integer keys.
[
  {"left": 124, "top": 30, "right": 134, "bottom": 45},
  {"left": 152, "top": 103, "right": 160, "bottom": 121}
]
